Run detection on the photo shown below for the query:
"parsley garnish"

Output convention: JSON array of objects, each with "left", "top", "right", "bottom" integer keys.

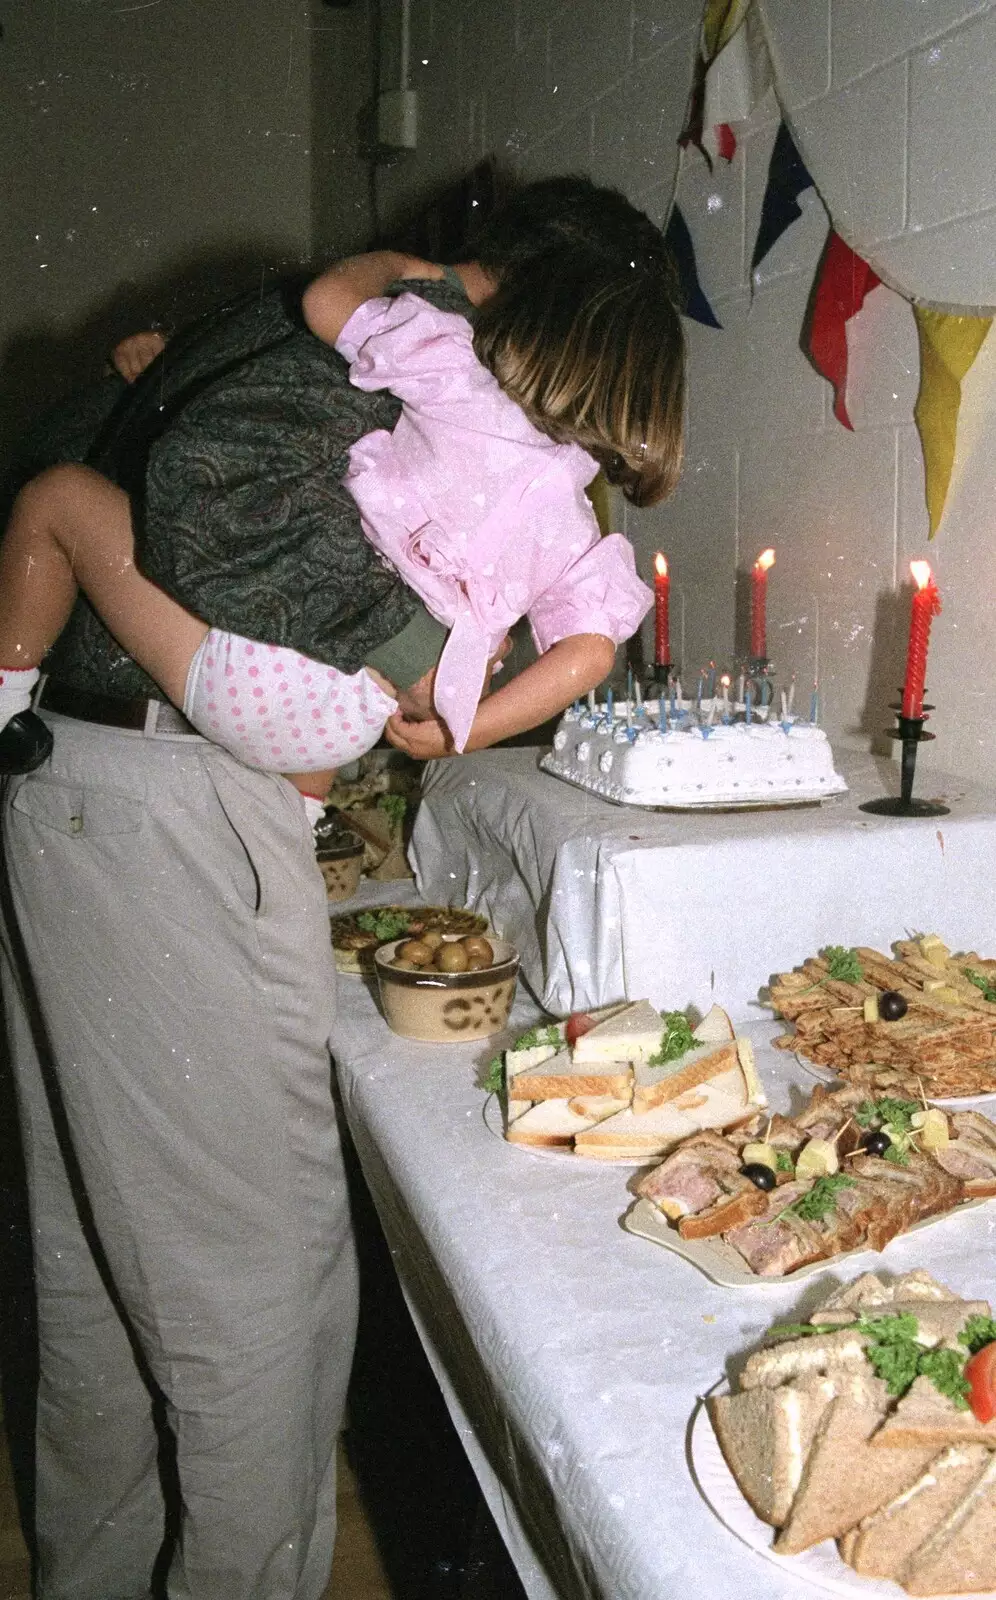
[
  {"left": 825, "top": 945, "right": 864, "bottom": 983},
  {"left": 377, "top": 793, "right": 408, "bottom": 829},
  {"left": 854, "top": 1314, "right": 970, "bottom": 1407},
  {"left": 775, "top": 1150, "right": 794, "bottom": 1173},
  {"left": 790, "top": 1174, "right": 856, "bottom": 1221},
  {"left": 918, "top": 1349, "right": 971, "bottom": 1410},
  {"left": 484, "top": 1056, "right": 504, "bottom": 1097},
  {"left": 960, "top": 1315, "right": 996, "bottom": 1355},
  {"left": 855, "top": 1314, "right": 922, "bottom": 1395},
  {"left": 511, "top": 1024, "right": 561, "bottom": 1051},
  {"left": 647, "top": 1011, "right": 695, "bottom": 1067},
  {"left": 357, "top": 909, "right": 412, "bottom": 941},
  {"left": 964, "top": 968, "right": 996, "bottom": 1004},
  {"left": 882, "top": 1143, "right": 910, "bottom": 1166},
  {"left": 764, "top": 1312, "right": 981, "bottom": 1410},
  {"left": 855, "top": 1098, "right": 919, "bottom": 1134}
]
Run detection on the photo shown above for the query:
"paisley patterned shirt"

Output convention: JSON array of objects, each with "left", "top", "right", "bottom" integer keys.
[{"left": 43, "top": 275, "right": 470, "bottom": 699}]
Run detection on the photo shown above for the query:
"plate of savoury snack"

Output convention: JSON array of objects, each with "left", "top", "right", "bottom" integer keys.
[
  {"left": 767, "top": 937, "right": 996, "bottom": 1102},
  {"left": 625, "top": 1080, "right": 996, "bottom": 1283}
]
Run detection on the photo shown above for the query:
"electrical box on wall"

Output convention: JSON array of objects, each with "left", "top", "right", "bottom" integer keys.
[{"left": 377, "top": 87, "right": 418, "bottom": 149}]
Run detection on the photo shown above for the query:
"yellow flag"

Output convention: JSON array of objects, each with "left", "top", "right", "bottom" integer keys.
[
  {"left": 913, "top": 306, "right": 992, "bottom": 537},
  {"left": 703, "top": 0, "right": 750, "bottom": 60}
]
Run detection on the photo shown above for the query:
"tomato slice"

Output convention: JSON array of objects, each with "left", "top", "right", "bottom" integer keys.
[
  {"left": 565, "top": 1012, "right": 597, "bottom": 1047},
  {"left": 965, "top": 1341, "right": 996, "bottom": 1423}
]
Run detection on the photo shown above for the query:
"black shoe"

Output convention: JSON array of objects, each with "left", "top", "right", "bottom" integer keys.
[{"left": 0, "top": 711, "right": 54, "bottom": 775}]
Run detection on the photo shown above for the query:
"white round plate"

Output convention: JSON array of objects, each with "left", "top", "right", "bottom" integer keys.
[
  {"left": 483, "top": 1093, "right": 652, "bottom": 1168},
  {"left": 793, "top": 1052, "right": 996, "bottom": 1109},
  {"left": 690, "top": 1385, "right": 990, "bottom": 1600}
]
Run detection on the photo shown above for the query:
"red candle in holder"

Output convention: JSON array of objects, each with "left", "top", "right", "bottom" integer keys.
[
  {"left": 901, "top": 560, "right": 941, "bottom": 720},
  {"left": 654, "top": 553, "right": 671, "bottom": 666},
  {"left": 750, "top": 547, "right": 775, "bottom": 660}
]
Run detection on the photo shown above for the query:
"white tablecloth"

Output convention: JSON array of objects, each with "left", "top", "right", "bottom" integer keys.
[
  {"left": 410, "top": 749, "right": 996, "bottom": 1020},
  {"left": 330, "top": 965, "right": 996, "bottom": 1600}
]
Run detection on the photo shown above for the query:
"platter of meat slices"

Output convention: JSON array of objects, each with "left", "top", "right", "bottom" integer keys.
[{"left": 624, "top": 1082, "right": 996, "bottom": 1285}]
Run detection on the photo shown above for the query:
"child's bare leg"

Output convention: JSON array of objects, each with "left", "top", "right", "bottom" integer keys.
[{"left": 0, "top": 464, "right": 208, "bottom": 705}]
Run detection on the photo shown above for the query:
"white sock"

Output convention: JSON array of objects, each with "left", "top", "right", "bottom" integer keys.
[
  {"left": 0, "top": 666, "right": 40, "bottom": 735},
  {"left": 300, "top": 793, "right": 327, "bottom": 828}
]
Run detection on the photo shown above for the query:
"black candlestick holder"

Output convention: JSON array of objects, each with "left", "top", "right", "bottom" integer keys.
[
  {"left": 748, "top": 655, "right": 772, "bottom": 679},
  {"left": 859, "top": 700, "right": 949, "bottom": 818}
]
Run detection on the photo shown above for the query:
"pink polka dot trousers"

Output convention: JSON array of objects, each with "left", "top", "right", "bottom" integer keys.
[{"left": 183, "top": 629, "right": 398, "bottom": 771}]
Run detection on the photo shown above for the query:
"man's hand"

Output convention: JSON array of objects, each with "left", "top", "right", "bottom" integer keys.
[{"left": 111, "top": 330, "right": 166, "bottom": 382}]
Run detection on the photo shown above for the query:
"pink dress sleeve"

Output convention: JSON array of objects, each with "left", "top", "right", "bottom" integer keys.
[
  {"left": 335, "top": 292, "right": 487, "bottom": 412},
  {"left": 526, "top": 531, "right": 653, "bottom": 655}
]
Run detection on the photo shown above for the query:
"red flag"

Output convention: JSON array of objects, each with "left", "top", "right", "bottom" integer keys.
[
  {"left": 715, "top": 123, "right": 737, "bottom": 161},
  {"left": 806, "top": 232, "right": 881, "bottom": 429}
]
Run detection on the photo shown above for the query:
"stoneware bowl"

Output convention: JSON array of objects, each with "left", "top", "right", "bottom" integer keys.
[
  {"left": 374, "top": 936, "right": 519, "bottom": 1044},
  {"left": 316, "top": 836, "right": 365, "bottom": 902}
]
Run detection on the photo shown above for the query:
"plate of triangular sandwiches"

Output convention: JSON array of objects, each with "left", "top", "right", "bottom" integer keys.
[
  {"left": 695, "top": 1269, "right": 996, "bottom": 1597},
  {"left": 487, "top": 998, "right": 766, "bottom": 1162},
  {"left": 625, "top": 1080, "right": 996, "bottom": 1284}
]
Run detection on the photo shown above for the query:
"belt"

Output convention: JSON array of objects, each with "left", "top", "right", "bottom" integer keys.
[{"left": 37, "top": 678, "right": 201, "bottom": 737}]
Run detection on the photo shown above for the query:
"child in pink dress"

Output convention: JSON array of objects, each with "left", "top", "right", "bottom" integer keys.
[{"left": 0, "top": 246, "right": 684, "bottom": 807}]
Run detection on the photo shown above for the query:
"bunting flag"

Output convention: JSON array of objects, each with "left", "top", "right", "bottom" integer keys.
[
  {"left": 913, "top": 307, "right": 993, "bottom": 537},
  {"left": 805, "top": 231, "right": 881, "bottom": 429},
  {"left": 664, "top": 206, "right": 722, "bottom": 329},
  {"left": 750, "top": 121, "right": 814, "bottom": 276},
  {"left": 681, "top": 0, "right": 753, "bottom": 166}
]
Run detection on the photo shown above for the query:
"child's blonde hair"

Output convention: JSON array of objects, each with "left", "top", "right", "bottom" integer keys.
[{"left": 472, "top": 252, "right": 685, "bottom": 508}]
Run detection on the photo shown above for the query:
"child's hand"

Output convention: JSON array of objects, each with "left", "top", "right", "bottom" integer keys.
[
  {"left": 384, "top": 709, "right": 455, "bottom": 761},
  {"left": 111, "top": 330, "right": 166, "bottom": 382}
]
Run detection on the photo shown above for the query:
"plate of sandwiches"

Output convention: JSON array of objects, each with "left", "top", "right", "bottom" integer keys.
[
  {"left": 625, "top": 1083, "right": 996, "bottom": 1284},
  {"left": 490, "top": 999, "right": 767, "bottom": 1163},
  {"left": 767, "top": 935, "right": 996, "bottom": 1102},
  {"left": 694, "top": 1269, "right": 996, "bottom": 1597},
  {"left": 330, "top": 903, "right": 489, "bottom": 974}
]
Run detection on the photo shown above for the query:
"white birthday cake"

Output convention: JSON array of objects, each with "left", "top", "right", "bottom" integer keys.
[{"left": 540, "top": 698, "right": 848, "bottom": 808}]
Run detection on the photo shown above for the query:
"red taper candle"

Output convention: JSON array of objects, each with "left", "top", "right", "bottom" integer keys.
[
  {"left": 654, "top": 553, "right": 671, "bottom": 666},
  {"left": 750, "top": 548, "right": 775, "bottom": 659},
  {"left": 901, "top": 561, "right": 941, "bottom": 720}
]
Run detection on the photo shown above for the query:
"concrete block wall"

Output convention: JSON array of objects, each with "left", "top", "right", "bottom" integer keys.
[
  {"left": 1, "top": 0, "right": 373, "bottom": 469},
  {"left": 375, "top": 0, "right": 996, "bottom": 784}
]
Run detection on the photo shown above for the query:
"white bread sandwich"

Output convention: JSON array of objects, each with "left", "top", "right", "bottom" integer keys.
[
  {"left": 507, "top": 1048, "right": 632, "bottom": 1103},
  {"left": 575, "top": 1046, "right": 764, "bottom": 1162},
  {"left": 505, "top": 1098, "right": 614, "bottom": 1149},
  {"left": 570, "top": 999, "right": 668, "bottom": 1064},
  {"left": 632, "top": 1036, "right": 763, "bottom": 1114}
]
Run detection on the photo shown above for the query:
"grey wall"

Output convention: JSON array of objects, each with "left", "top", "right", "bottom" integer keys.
[{"left": 0, "top": 0, "right": 375, "bottom": 470}]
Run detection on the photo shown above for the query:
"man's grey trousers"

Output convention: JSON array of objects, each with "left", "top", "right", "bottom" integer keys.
[{"left": 0, "top": 714, "right": 358, "bottom": 1599}]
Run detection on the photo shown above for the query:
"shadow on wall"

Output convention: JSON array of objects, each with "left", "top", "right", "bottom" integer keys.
[
  {"left": 856, "top": 585, "right": 913, "bottom": 756},
  {"left": 0, "top": 243, "right": 311, "bottom": 490}
]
